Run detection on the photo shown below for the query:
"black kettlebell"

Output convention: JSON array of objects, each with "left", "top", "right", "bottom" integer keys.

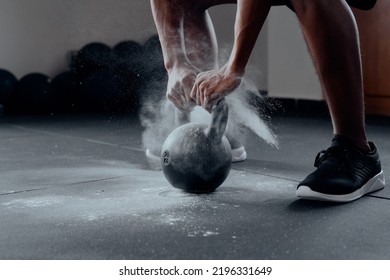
[{"left": 161, "top": 98, "right": 232, "bottom": 193}]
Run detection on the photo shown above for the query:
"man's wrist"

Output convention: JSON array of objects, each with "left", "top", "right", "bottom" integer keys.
[
  {"left": 165, "top": 58, "right": 191, "bottom": 74},
  {"left": 226, "top": 60, "right": 246, "bottom": 78}
]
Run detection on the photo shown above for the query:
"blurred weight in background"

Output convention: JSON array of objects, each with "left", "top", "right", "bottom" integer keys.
[{"left": 0, "top": 35, "right": 167, "bottom": 116}]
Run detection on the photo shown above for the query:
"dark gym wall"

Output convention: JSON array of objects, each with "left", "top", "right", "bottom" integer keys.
[{"left": 354, "top": 0, "right": 390, "bottom": 116}]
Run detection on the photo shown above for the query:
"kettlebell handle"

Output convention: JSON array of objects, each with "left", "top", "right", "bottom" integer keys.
[
  {"left": 206, "top": 98, "right": 229, "bottom": 145},
  {"left": 174, "top": 98, "right": 229, "bottom": 145}
]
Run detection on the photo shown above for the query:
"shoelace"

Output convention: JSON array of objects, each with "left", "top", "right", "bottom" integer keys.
[{"left": 314, "top": 146, "right": 354, "bottom": 173}]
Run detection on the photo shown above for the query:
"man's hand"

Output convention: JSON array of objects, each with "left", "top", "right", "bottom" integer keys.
[
  {"left": 190, "top": 65, "right": 242, "bottom": 112},
  {"left": 166, "top": 63, "right": 199, "bottom": 113}
]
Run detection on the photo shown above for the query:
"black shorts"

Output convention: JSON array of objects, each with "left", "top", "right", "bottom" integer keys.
[{"left": 272, "top": 0, "right": 377, "bottom": 11}]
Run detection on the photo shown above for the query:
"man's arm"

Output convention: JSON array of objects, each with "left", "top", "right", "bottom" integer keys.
[
  {"left": 191, "top": 0, "right": 272, "bottom": 111},
  {"left": 150, "top": 0, "right": 198, "bottom": 112},
  {"left": 228, "top": 0, "right": 272, "bottom": 76},
  {"left": 150, "top": 0, "right": 188, "bottom": 72}
]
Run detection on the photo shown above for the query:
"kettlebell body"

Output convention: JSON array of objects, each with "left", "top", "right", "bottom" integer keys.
[{"left": 161, "top": 99, "right": 232, "bottom": 193}]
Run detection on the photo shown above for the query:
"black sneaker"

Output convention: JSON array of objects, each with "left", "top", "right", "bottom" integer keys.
[{"left": 296, "top": 135, "right": 385, "bottom": 202}]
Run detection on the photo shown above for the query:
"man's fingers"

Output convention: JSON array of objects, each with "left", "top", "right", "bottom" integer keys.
[
  {"left": 167, "top": 91, "right": 184, "bottom": 111},
  {"left": 191, "top": 71, "right": 224, "bottom": 110},
  {"left": 180, "top": 95, "right": 195, "bottom": 112},
  {"left": 204, "top": 94, "right": 220, "bottom": 113},
  {"left": 190, "top": 82, "right": 201, "bottom": 106},
  {"left": 167, "top": 90, "right": 195, "bottom": 112},
  {"left": 182, "top": 81, "right": 197, "bottom": 106}
]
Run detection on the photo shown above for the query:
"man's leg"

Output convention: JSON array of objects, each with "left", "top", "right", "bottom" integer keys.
[
  {"left": 291, "top": 0, "right": 368, "bottom": 151},
  {"left": 291, "top": 0, "right": 385, "bottom": 202}
]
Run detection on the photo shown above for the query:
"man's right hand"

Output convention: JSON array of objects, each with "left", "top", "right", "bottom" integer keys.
[{"left": 166, "top": 63, "right": 199, "bottom": 112}]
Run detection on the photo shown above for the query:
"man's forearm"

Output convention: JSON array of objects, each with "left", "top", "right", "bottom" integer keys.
[
  {"left": 150, "top": 0, "right": 188, "bottom": 72},
  {"left": 227, "top": 0, "right": 272, "bottom": 76}
]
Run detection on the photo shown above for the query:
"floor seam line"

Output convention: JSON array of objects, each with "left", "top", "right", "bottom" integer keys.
[
  {"left": 231, "top": 166, "right": 301, "bottom": 183},
  {"left": 10, "top": 125, "right": 144, "bottom": 152},
  {"left": 0, "top": 175, "right": 135, "bottom": 197}
]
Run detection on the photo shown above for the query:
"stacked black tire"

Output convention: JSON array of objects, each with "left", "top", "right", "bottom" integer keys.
[{"left": 0, "top": 35, "right": 166, "bottom": 115}]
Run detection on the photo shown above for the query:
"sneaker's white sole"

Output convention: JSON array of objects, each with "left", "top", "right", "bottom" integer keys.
[
  {"left": 145, "top": 146, "right": 247, "bottom": 163},
  {"left": 231, "top": 146, "right": 247, "bottom": 163},
  {"left": 296, "top": 170, "right": 385, "bottom": 203},
  {"left": 146, "top": 149, "right": 161, "bottom": 161}
]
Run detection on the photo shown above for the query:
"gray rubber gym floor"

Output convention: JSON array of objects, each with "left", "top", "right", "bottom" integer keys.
[{"left": 1, "top": 109, "right": 389, "bottom": 260}]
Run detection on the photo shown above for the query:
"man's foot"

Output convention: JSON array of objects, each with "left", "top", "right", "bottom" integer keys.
[
  {"left": 225, "top": 131, "right": 247, "bottom": 163},
  {"left": 146, "top": 148, "right": 161, "bottom": 161},
  {"left": 145, "top": 148, "right": 163, "bottom": 170},
  {"left": 296, "top": 135, "right": 385, "bottom": 203},
  {"left": 231, "top": 146, "right": 247, "bottom": 163}
]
